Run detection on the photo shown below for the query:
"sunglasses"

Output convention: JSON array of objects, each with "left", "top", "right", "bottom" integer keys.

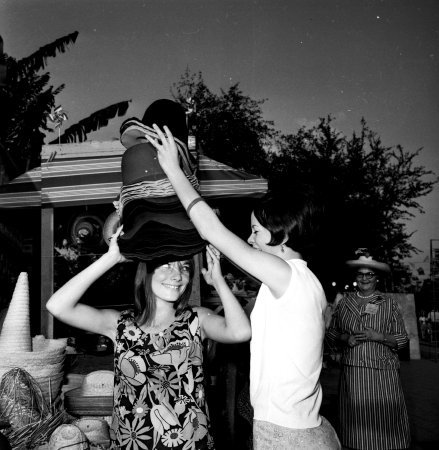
[{"left": 356, "top": 271, "right": 376, "bottom": 281}]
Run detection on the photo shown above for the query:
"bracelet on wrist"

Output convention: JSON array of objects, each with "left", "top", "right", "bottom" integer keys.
[{"left": 186, "top": 197, "right": 204, "bottom": 216}]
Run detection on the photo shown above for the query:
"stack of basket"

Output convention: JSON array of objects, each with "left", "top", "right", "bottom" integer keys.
[{"left": 0, "top": 273, "right": 66, "bottom": 404}]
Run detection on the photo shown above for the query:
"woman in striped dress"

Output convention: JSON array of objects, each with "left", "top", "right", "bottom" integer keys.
[{"left": 326, "top": 249, "right": 410, "bottom": 450}]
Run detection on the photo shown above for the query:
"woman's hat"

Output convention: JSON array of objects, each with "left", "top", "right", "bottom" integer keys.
[{"left": 345, "top": 248, "right": 390, "bottom": 273}]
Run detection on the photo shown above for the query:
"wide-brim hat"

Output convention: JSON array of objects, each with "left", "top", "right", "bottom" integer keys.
[
  {"left": 103, "top": 197, "right": 206, "bottom": 253},
  {"left": 64, "top": 370, "right": 114, "bottom": 417},
  {"left": 345, "top": 255, "right": 391, "bottom": 273}
]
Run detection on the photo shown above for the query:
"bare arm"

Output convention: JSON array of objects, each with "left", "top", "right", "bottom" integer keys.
[
  {"left": 146, "top": 125, "right": 291, "bottom": 296},
  {"left": 46, "top": 227, "right": 126, "bottom": 342},
  {"left": 197, "top": 245, "right": 251, "bottom": 343}
]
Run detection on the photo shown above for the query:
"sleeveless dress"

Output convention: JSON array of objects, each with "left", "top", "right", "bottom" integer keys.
[{"left": 110, "top": 308, "right": 215, "bottom": 450}]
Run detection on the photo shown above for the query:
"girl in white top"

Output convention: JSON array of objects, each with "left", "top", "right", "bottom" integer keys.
[{"left": 146, "top": 125, "right": 340, "bottom": 449}]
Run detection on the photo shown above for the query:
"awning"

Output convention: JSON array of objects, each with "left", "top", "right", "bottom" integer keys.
[{"left": 0, "top": 142, "right": 268, "bottom": 208}]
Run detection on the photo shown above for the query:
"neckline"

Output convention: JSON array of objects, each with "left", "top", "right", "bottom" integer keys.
[
  {"left": 356, "top": 291, "right": 376, "bottom": 299},
  {"left": 132, "top": 313, "right": 176, "bottom": 337}
]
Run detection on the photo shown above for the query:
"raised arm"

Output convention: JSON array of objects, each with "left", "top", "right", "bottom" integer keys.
[
  {"left": 46, "top": 226, "right": 126, "bottom": 342},
  {"left": 146, "top": 125, "right": 291, "bottom": 296},
  {"left": 196, "top": 245, "right": 251, "bottom": 343}
]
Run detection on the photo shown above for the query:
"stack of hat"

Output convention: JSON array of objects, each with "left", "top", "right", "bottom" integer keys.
[
  {"left": 0, "top": 273, "right": 66, "bottom": 404},
  {"left": 104, "top": 99, "right": 206, "bottom": 262}
]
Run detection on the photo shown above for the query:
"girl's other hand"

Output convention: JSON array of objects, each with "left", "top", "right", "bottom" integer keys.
[
  {"left": 108, "top": 225, "right": 128, "bottom": 263},
  {"left": 201, "top": 245, "right": 223, "bottom": 287}
]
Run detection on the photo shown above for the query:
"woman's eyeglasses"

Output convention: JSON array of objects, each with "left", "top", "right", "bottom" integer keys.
[{"left": 356, "top": 271, "right": 376, "bottom": 280}]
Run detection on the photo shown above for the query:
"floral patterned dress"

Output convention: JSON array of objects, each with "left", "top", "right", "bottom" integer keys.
[{"left": 110, "top": 308, "right": 215, "bottom": 450}]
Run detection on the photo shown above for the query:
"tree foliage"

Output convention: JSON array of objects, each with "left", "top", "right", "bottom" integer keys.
[
  {"left": 171, "top": 71, "right": 437, "bottom": 289},
  {"left": 0, "top": 31, "right": 129, "bottom": 180},
  {"left": 268, "top": 117, "right": 437, "bottom": 287},
  {"left": 171, "top": 69, "right": 276, "bottom": 176},
  {"left": 48, "top": 100, "right": 130, "bottom": 144}
]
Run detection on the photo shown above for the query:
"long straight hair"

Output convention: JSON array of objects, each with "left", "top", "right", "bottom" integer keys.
[{"left": 133, "top": 259, "right": 195, "bottom": 326}]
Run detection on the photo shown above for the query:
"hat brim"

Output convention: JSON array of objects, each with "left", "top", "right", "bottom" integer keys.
[{"left": 345, "top": 259, "right": 391, "bottom": 273}]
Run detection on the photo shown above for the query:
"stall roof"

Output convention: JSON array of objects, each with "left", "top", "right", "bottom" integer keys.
[{"left": 0, "top": 141, "right": 268, "bottom": 208}]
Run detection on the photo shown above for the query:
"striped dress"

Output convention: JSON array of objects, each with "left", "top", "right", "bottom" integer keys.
[{"left": 326, "top": 292, "right": 410, "bottom": 450}]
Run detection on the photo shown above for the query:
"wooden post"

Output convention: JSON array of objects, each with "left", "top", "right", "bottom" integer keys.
[
  {"left": 41, "top": 207, "right": 54, "bottom": 338},
  {"left": 189, "top": 252, "right": 202, "bottom": 306}
]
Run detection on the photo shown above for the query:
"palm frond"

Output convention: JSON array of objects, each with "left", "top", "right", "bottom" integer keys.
[
  {"left": 48, "top": 100, "right": 131, "bottom": 144},
  {"left": 17, "top": 31, "right": 79, "bottom": 75}
]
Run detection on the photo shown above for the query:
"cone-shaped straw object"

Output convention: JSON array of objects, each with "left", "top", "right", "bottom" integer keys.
[{"left": 0, "top": 272, "right": 31, "bottom": 352}]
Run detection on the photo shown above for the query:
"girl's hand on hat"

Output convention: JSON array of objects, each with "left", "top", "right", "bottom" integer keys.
[
  {"left": 107, "top": 225, "right": 128, "bottom": 263},
  {"left": 145, "top": 124, "right": 181, "bottom": 174},
  {"left": 201, "top": 245, "right": 223, "bottom": 288}
]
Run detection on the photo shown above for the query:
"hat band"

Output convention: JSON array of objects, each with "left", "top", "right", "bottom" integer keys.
[{"left": 119, "top": 175, "right": 199, "bottom": 217}]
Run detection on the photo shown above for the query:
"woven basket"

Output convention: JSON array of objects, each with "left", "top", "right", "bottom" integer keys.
[
  {"left": 0, "top": 337, "right": 66, "bottom": 366},
  {"left": 0, "top": 360, "right": 65, "bottom": 379},
  {"left": 34, "top": 372, "right": 65, "bottom": 404}
]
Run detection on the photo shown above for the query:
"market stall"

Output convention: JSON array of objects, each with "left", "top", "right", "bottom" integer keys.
[{"left": 0, "top": 140, "right": 267, "bottom": 338}]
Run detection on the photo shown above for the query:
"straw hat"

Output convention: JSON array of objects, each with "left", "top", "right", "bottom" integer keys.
[
  {"left": 0, "top": 273, "right": 66, "bottom": 404},
  {"left": 64, "top": 370, "right": 114, "bottom": 417},
  {"left": 73, "top": 418, "right": 110, "bottom": 447},
  {"left": 81, "top": 370, "right": 113, "bottom": 396},
  {"left": 0, "top": 272, "right": 31, "bottom": 352},
  {"left": 345, "top": 248, "right": 390, "bottom": 273},
  {"left": 48, "top": 424, "right": 88, "bottom": 450}
]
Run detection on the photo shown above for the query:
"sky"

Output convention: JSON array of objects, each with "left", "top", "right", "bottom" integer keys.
[{"left": 1, "top": 0, "right": 438, "bottom": 267}]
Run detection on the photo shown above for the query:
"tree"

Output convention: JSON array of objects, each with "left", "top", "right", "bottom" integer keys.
[
  {"left": 171, "top": 72, "right": 437, "bottom": 290},
  {"left": 0, "top": 31, "right": 129, "bottom": 181},
  {"left": 171, "top": 69, "right": 276, "bottom": 176},
  {"left": 268, "top": 117, "right": 438, "bottom": 289}
]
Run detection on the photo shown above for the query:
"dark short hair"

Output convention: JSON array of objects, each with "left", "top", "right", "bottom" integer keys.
[
  {"left": 253, "top": 193, "right": 322, "bottom": 258},
  {"left": 134, "top": 258, "right": 194, "bottom": 326}
]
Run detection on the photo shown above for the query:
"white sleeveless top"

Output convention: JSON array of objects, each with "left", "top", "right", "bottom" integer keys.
[{"left": 250, "top": 259, "right": 326, "bottom": 429}]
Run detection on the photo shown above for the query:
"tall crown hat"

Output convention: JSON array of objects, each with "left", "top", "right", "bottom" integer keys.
[
  {"left": 0, "top": 272, "right": 31, "bottom": 352},
  {"left": 0, "top": 273, "right": 66, "bottom": 404}
]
